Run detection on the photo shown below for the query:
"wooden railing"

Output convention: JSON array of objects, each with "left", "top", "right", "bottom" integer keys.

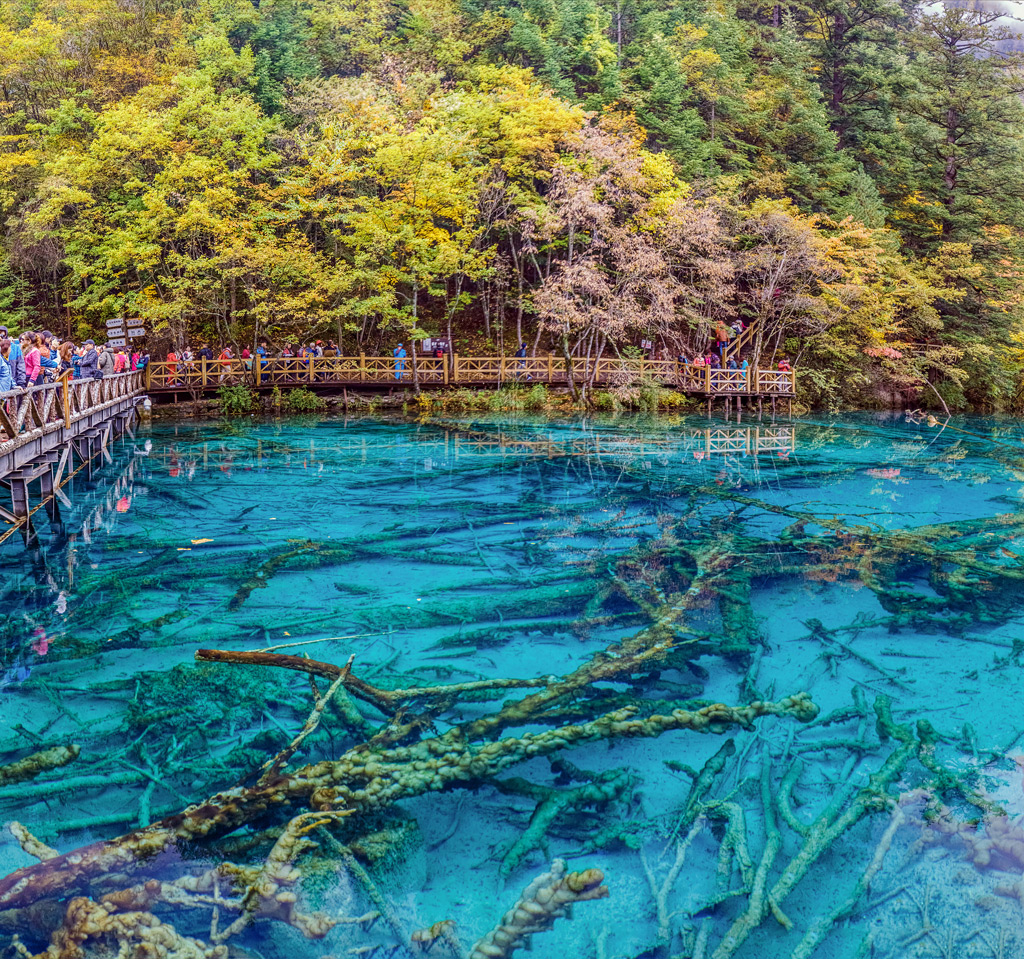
[
  {"left": 722, "top": 323, "right": 758, "bottom": 364},
  {"left": 0, "top": 371, "right": 144, "bottom": 450},
  {"left": 144, "top": 356, "right": 796, "bottom": 395}
]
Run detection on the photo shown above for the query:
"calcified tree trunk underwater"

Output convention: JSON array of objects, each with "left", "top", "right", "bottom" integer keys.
[{"left": 0, "top": 422, "right": 1021, "bottom": 957}]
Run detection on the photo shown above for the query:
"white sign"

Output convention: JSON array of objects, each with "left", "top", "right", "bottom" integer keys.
[
  {"left": 106, "top": 328, "right": 124, "bottom": 338},
  {"left": 107, "top": 337, "right": 127, "bottom": 347},
  {"left": 127, "top": 328, "right": 146, "bottom": 338},
  {"left": 106, "top": 317, "right": 124, "bottom": 328}
]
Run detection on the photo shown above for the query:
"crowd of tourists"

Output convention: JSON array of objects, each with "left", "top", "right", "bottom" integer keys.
[
  {"left": 0, "top": 325, "right": 793, "bottom": 394},
  {"left": 0, "top": 327, "right": 150, "bottom": 392}
]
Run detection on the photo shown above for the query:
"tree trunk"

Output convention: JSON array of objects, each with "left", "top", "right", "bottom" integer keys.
[
  {"left": 943, "top": 105, "right": 959, "bottom": 235},
  {"left": 411, "top": 285, "right": 420, "bottom": 392},
  {"left": 831, "top": 14, "right": 848, "bottom": 148},
  {"left": 561, "top": 334, "right": 578, "bottom": 401}
]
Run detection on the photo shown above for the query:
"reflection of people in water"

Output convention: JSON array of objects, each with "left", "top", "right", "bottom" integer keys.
[{"left": 31, "top": 628, "right": 49, "bottom": 656}]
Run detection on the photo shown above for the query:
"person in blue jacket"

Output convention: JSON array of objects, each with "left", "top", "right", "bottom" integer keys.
[
  {"left": 0, "top": 349, "right": 12, "bottom": 392},
  {"left": 0, "top": 327, "right": 26, "bottom": 386},
  {"left": 38, "top": 332, "right": 59, "bottom": 381},
  {"left": 393, "top": 342, "right": 406, "bottom": 380}
]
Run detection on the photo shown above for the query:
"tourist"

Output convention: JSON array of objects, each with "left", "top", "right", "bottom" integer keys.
[
  {"left": 241, "top": 347, "right": 252, "bottom": 371},
  {"left": 714, "top": 323, "right": 731, "bottom": 358},
  {"left": 22, "top": 333, "right": 41, "bottom": 386},
  {"left": 100, "top": 343, "right": 117, "bottom": 377},
  {"left": 0, "top": 329, "right": 25, "bottom": 387},
  {"left": 72, "top": 346, "right": 83, "bottom": 379},
  {"left": 181, "top": 345, "right": 195, "bottom": 378},
  {"left": 740, "top": 357, "right": 749, "bottom": 372},
  {"left": 130, "top": 348, "right": 141, "bottom": 371},
  {"left": 726, "top": 357, "right": 737, "bottom": 370},
  {"left": 165, "top": 348, "right": 178, "bottom": 385},
  {"left": 81, "top": 340, "right": 101, "bottom": 379},
  {"left": 58, "top": 342, "right": 75, "bottom": 376},
  {"left": 693, "top": 355, "right": 705, "bottom": 368},
  {"left": 0, "top": 343, "right": 12, "bottom": 392},
  {"left": 393, "top": 342, "right": 406, "bottom": 380},
  {"left": 778, "top": 357, "right": 792, "bottom": 372},
  {"left": 218, "top": 345, "right": 234, "bottom": 382},
  {"left": 39, "top": 334, "right": 59, "bottom": 381},
  {"left": 708, "top": 353, "right": 721, "bottom": 369},
  {"left": 197, "top": 343, "right": 214, "bottom": 367}
]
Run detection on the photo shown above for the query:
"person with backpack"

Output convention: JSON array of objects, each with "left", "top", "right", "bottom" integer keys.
[{"left": 218, "top": 345, "right": 234, "bottom": 382}]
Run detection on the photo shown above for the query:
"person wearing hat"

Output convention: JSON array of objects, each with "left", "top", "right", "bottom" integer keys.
[
  {"left": 80, "top": 340, "right": 101, "bottom": 379},
  {"left": 393, "top": 342, "right": 406, "bottom": 380}
]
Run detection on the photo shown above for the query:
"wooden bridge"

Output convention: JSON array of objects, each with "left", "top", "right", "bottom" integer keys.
[
  {"left": 0, "top": 371, "right": 145, "bottom": 534},
  {"left": 145, "top": 354, "right": 796, "bottom": 405}
]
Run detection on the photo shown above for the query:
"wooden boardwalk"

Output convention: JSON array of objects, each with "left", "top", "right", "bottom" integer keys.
[
  {"left": 0, "top": 371, "right": 145, "bottom": 532},
  {"left": 145, "top": 354, "right": 795, "bottom": 401}
]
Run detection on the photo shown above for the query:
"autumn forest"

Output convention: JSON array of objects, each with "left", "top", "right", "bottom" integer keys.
[{"left": 2, "top": 0, "right": 1024, "bottom": 409}]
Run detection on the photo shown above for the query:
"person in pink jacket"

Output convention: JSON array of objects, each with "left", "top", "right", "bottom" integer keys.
[{"left": 21, "top": 333, "right": 41, "bottom": 385}]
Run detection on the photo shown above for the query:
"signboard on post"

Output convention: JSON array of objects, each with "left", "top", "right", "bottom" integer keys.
[
  {"left": 106, "top": 327, "right": 125, "bottom": 338},
  {"left": 127, "top": 327, "right": 146, "bottom": 338},
  {"left": 108, "top": 337, "right": 127, "bottom": 347},
  {"left": 106, "top": 317, "right": 124, "bottom": 329}
]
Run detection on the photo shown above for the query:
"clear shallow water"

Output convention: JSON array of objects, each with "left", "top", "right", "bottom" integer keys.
[{"left": 1, "top": 412, "right": 1024, "bottom": 957}]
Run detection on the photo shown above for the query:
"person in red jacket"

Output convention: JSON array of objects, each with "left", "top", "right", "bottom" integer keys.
[{"left": 218, "top": 346, "right": 234, "bottom": 382}]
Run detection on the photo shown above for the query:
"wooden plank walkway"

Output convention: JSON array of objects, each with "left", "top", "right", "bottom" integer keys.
[
  {"left": 0, "top": 371, "right": 145, "bottom": 532},
  {"left": 145, "top": 355, "right": 795, "bottom": 398}
]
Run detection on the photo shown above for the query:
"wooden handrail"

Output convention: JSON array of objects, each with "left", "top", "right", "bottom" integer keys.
[
  {"left": 1, "top": 370, "right": 143, "bottom": 449},
  {"left": 141, "top": 356, "right": 795, "bottom": 396}
]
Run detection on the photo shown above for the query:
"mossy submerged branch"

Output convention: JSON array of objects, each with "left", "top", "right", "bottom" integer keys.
[{"left": 0, "top": 674, "right": 817, "bottom": 912}]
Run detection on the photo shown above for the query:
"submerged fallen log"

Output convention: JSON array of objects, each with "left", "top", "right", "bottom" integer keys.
[{"left": 0, "top": 641, "right": 817, "bottom": 913}]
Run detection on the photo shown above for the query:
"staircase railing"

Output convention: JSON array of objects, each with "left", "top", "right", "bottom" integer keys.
[{"left": 722, "top": 322, "right": 758, "bottom": 365}]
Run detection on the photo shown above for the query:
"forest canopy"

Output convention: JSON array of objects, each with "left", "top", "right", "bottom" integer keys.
[{"left": 2, "top": 0, "right": 1024, "bottom": 409}]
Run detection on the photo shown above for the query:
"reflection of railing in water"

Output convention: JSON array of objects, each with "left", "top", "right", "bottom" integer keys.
[
  {"left": 684, "top": 427, "right": 796, "bottom": 457},
  {"left": 144, "top": 425, "right": 799, "bottom": 472},
  {"left": 0, "top": 371, "right": 145, "bottom": 532},
  {"left": 0, "top": 446, "right": 144, "bottom": 584}
]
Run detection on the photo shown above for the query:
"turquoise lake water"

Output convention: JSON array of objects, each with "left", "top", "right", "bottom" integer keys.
[{"left": 1, "top": 412, "right": 1023, "bottom": 958}]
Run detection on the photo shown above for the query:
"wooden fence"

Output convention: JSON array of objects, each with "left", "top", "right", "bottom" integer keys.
[
  {"left": 0, "top": 371, "right": 145, "bottom": 451},
  {"left": 145, "top": 355, "right": 796, "bottom": 396}
]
